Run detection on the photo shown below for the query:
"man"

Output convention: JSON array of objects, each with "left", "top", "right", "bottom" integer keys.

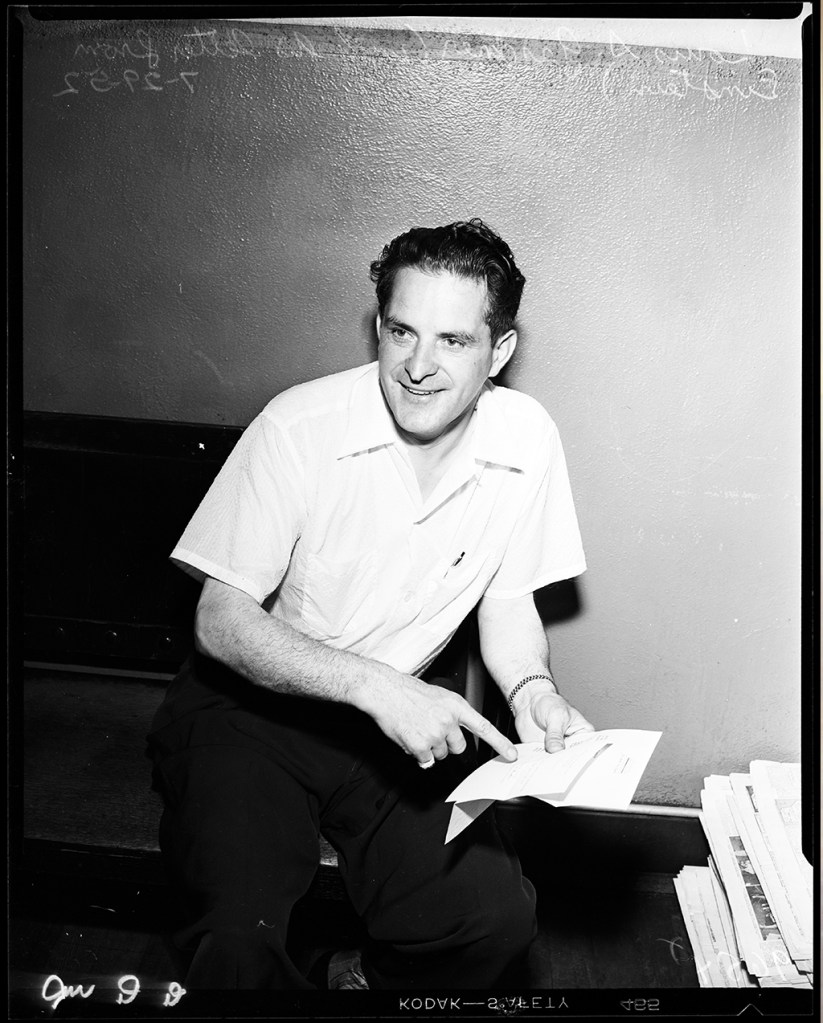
[{"left": 148, "top": 219, "right": 592, "bottom": 992}]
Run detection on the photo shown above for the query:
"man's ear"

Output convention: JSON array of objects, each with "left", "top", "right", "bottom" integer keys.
[
  {"left": 375, "top": 312, "right": 382, "bottom": 338},
  {"left": 489, "top": 330, "right": 517, "bottom": 378}
]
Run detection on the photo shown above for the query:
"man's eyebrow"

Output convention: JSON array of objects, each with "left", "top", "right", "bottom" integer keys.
[
  {"left": 437, "top": 329, "right": 479, "bottom": 344},
  {"left": 383, "top": 315, "right": 414, "bottom": 332},
  {"left": 383, "top": 316, "right": 480, "bottom": 345}
]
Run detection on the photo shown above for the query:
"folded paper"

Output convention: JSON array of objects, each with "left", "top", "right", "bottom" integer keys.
[{"left": 445, "top": 729, "right": 662, "bottom": 843}]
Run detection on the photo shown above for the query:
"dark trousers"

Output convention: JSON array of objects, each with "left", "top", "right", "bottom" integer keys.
[{"left": 147, "top": 654, "right": 536, "bottom": 991}]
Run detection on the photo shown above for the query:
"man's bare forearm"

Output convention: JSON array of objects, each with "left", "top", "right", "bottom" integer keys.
[
  {"left": 478, "top": 591, "right": 594, "bottom": 751},
  {"left": 195, "top": 577, "right": 518, "bottom": 764},
  {"left": 476, "top": 593, "right": 559, "bottom": 714},
  {"left": 195, "top": 576, "right": 398, "bottom": 710}
]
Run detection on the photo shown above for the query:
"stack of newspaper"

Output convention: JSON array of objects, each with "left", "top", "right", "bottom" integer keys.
[{"left": 674, "top": 761, "right": 813, "bottom": 988}]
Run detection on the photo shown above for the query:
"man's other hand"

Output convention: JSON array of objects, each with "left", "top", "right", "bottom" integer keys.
[{"left": 514, "top": 691, "right": 594, "bottom": 753}]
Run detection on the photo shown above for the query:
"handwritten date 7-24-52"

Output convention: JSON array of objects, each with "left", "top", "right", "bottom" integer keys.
[{"left": 54, "top": 68, "right": 199, "bottom": 98}]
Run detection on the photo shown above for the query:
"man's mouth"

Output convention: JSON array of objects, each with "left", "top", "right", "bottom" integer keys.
[{"left": 401, "top": 383, "right": 439, "bottom": 397}]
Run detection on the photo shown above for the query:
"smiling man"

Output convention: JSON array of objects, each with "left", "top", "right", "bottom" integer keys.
[
  {"left": 378, "top": 269, "right": 513, "bottom": 451},
  {"left": 147, "top": 219, "right": 591, "bottom": 994}
]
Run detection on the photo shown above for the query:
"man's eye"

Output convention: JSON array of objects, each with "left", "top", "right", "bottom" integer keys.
[
  {"left": 390, "top": 327, "right": 411, "bottom": 340},
  {"left": 443, "top": 337, "right": 466, "bottom": 348}
]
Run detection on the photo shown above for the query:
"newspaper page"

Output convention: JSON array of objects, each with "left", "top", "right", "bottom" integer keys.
[
  {"left": 674, "top": 870, "right": 718, "bottom": 987},
  {"left": 749, "top": 762, "right": 812, "bottom": 905},
  {"left": 700, "top": 778, "right": 807, "bottom": 986},
  {"left": 675, "top": 867, "right": 733, "bottom": 986},
  {"left": 728, "top": 772, "right": 813, "bottom": 967},
  {"left": 705, "top": 859, "right": 756, "bottom": 988}
]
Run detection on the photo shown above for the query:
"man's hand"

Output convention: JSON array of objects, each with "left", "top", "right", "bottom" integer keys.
[
  {"left": 357, "top": 673, "right": 518, "bottom": 768},
  {"left": 477, "top": 592, "right": 593, "bottom": 755},
  {"left": 513, "top": 690, "right": 595, "bottom": 753}
]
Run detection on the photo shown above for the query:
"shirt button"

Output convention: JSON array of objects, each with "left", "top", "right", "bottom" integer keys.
[{"left": 403, "top": 592, "right": 413, "bottom": 603}]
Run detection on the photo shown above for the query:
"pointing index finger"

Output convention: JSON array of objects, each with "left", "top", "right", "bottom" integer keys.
[{"left": 459, "top": 706, "right": 518, "bottom": 762}]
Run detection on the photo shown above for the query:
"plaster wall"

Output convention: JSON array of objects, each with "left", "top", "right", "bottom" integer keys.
[{"left": 22, "top": 19, "right": 803, "bottom": 805}]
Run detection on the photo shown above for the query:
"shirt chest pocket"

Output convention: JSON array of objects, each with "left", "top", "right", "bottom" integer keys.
[
  {"left": 422, "top": 543, "right": 508, "bottom": 631},
  {"left": 300, "top": 549, "right": 378, "bottom": 642},
  {"left": 440, "top": 542, "right": 507, "bottom": 591}
]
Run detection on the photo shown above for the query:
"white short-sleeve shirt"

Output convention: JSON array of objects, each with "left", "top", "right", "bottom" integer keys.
[{"left": 172, "top": 362, "right": 586, "bottom": 676}]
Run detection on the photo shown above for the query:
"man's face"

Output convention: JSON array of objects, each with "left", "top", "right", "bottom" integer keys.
[{"left": 377, "top": 267, "right": 516, "bottom": 447}]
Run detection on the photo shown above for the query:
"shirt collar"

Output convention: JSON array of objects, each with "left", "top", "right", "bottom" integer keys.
[
  {"left": 336, "top": 362, "right": 528, "bottom": 472},
  {"left": 471, "top": 380, "right": 529, "bottom": 473},
  {"left": 336, "top": 363, "right": 398, "bottom": 459}
]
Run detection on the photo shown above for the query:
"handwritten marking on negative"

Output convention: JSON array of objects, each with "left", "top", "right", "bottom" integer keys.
[
  {"left": 172, "top": 27, "right": 257, "bottom": 62},
  {"left": 74, "top": 30, "right": 159, "bottom": 69},
  {"left": 54, "top": 25, "right": 255, "bottom": 99},
  {"left": 603, "top": 31, "right": 780, "bottom": 103},
  {"left": 69, "top": 27, "right": 256, "bottom": 69},
  {"left": 53, "top": 68, "right": 198, "bottom": 98},
  {"left": 628, "top": 66, "right": 778, "bottom": 101},
  {"left": 41, "top": 974, "right": 186, "bottom": 1009}
]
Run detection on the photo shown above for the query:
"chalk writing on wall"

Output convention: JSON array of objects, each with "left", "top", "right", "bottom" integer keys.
[{"left": 52, "top": 25, "right": 257, "bottom": 100}]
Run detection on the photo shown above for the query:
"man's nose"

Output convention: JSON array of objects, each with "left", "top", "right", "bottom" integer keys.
[{"left": 405, "top": 339, "right": 438, "bottom": 382}]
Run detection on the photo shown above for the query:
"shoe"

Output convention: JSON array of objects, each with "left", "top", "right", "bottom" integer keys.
[{"left": 327, "top": 949, "right": 369, "bottom": 990}]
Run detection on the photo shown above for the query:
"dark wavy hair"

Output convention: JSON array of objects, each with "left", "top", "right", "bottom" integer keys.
[{"left": 369, "top": 219, "right": 526, "bottom": 341}]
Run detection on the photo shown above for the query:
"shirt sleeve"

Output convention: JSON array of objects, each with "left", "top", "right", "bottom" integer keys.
[
  {"left": 170, "top": 412, "right": 306, "bottom": 604},
  {"left": 483, "top": 419, "right": 586, "bottom": 599}
]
